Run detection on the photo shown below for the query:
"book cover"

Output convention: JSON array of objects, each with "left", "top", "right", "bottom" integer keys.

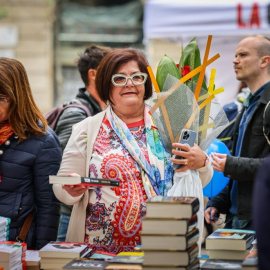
[
  {"left": 200, "top": 259, "right": 242, "bottom": 269},
  {"left": 39, "top": 242, "right": 88, "bottom": 258},
  {"left": 206, "top": 229, "right": 255, "bottom": 251},
  {"left": 63, "top": 258, "right": 109, "bottom": 269},
  {"left": 49, "top": 176, "right": 120, "bottom": 187},
  {"left": 90, "top": 250, "right": 116, "bottom": 260},
  {"left": 143, "top": 243, "right": 198, "bottom": 267},
  {"left": 141, "top": 227, "right": 199, "bottom": 251},
  {"left": 208, "top": 249, "right": 249, "bottom": 260},
  {"left": 145, "top": 196, "right": 199, "bottom": 219},
  {"left": 141, "top": 214, "right": 197, "bottom": 235}
]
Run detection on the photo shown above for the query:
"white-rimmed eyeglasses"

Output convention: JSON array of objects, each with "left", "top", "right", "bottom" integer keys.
[{"left": 111, "top": 72, "right": 148, "bottom": 87}]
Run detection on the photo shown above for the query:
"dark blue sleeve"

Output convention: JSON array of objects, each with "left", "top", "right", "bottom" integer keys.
[
  {"left": 253, "top": 156, "right": 270, "bottom": 270},
  {"left": 33, "top": 129, "right": 62, "bottom": 249}
]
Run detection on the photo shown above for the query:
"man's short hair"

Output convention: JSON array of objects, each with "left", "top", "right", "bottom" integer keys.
[{"left": 77, "top": 45, "right": 112, "bottom": 86}]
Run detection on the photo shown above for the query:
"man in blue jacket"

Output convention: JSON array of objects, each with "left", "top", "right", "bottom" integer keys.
[{"left": 204, "top": 36, "right": 270, "bottom": 229}]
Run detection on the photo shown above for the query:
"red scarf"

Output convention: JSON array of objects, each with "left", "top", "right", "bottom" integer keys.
[{"left": 0, "top": 124, "right": 14, "bottom": 182}]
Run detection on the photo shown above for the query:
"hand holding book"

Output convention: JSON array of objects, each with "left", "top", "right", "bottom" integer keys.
[
  {"left": 50, "top": 174, "right": 120, "bottom": 198},
  {"left": 62, "top": 173, "right": 90, "bottom": 198}
]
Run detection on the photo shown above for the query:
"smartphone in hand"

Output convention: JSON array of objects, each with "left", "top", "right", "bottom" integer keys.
[{"left": 173, "top": 129, "right": 197, "bottom": 170}]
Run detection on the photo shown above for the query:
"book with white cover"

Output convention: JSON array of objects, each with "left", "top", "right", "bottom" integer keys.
[{"left": 39, "top": 242, "right": 88, "bottom": 258}]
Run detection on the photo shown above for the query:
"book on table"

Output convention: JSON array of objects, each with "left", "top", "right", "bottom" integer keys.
[
  {"left": 105, "top": 251, "right": 144, "bottom": 270},
  {"left": 205, "top": 228, "right": 255, "bottom": 251},
  {"left": 38, "top": 242, "right": 89, "bottom": 258},
  {"left": 63, "top": 258, "right": 109, "bottom": 269},
  {"left": 241, "top": 249, "right": 258, "bottom": 270},
  {"left": 143, "top": 243, "right": 198, "bottom": 267},
  {"left": 141, "top": 214, "right": 197, "bottom": 235},
  {"left": 145, "top": 196, "right": 199, "bottom": 219},
  {"left": 49, "top": 176, "right": 120, "bottom": 187},
  {"left": 200, "top": 259, "right": 243, "bottom": 270},
  {"left": 208, "top": 249, "right": 250, "bottom": 260},
  {"left": 142, "top": 258, "right": 200, "bottom": 270},
  {"left": 141, "top": 227, "right": 199, "bottom": 251}
]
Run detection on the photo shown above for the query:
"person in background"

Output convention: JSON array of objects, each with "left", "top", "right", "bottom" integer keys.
[
  {"left": 205, "top": 36, "right": 270, "bottom": 229},
  {"left": 53, "top": 48, "right": 212, "bottom": 253},
  {"left": 0, "top": 57, "right": 61, "bottom": 249},
  {"left": 55, "top": 44, "right": 112, "bottom": 241},
  {"left": 217, "top": 81, "right": 250, "bottom": 153},
  {"left": 253, "top": 155, "right": 270, "bottom": 270}
]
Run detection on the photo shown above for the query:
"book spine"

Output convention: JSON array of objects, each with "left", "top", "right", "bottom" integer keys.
[
  {"left": 191, "top": 198, "right": 200, "bottom": 216},
  {"left": 186, "top": 228, "right": 199, "bottom": 249}
]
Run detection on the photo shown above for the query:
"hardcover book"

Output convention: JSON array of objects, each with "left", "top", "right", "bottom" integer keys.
[
  {"left": 39, "top": 242, "right": 88, "bottom": 258},
  {"left": 108, "top": 251, "right": 144, "bottom": 264},
  {"left": 49, "top": 176, "right": 120, "bottom": 187},
  {"left": 200, "top": 259, "right": 242, "bottom": 269},
  {"left": 208, "top": 249, "right": 249, "bottom": 260},
  {"left": 206, "top": 229, "right": 255, "bottom": 251},
  {"left": 141, "top": 227, "right": 199, "bottom": 251},
  {"left": 145, "top": 196, "right": 199, "bottom": 219},
  {"left": 143, "top": 243, "right": 198, "bottom": 267},
  {"left": 141, "top": 214, "right": 197, "bottom": 235},
  {"left": 63, "top": 258, "right": 109, "bottom": 269},
  {"left": 142, "top": 258, "right": 200, "bottom": 270}
]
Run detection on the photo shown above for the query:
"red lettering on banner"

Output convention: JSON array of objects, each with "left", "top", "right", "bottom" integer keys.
[
  {"left": 250, "top": 3, "right": 260, "bottom": 27},
  {"left": 237, "top": 4, "right": 246, "bottom": 28},
  {"left": 237, "top": 3, "right": 261, "bottom": 29}
]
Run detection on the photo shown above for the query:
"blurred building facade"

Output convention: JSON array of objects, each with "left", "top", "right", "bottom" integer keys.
[{"left": 0, "top": 0, "right": 144, "bottom": 112}]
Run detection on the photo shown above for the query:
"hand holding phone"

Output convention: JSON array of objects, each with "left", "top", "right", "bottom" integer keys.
[{"left": 172, "top": 129, "right": 197, "bottom": 170}]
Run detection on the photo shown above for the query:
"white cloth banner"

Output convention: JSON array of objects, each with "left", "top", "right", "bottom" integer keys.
[{"left": 144, "top": 0, "right": 270, "bottom": 40}]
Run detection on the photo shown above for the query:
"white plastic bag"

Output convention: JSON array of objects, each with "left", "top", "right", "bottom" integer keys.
[{"left": 167, "top": 170, "right": 204, "bottom": 255}]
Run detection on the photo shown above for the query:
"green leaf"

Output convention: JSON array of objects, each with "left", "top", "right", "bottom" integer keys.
[
  {"left": 179, "top": 37, "right": 207, "bottom": 90},
  {"left": 156, "top": 55, "right": 180, "bottom": 91}
]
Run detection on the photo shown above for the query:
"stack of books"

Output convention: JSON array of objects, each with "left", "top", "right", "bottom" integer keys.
[
  {"left": 205, "top": 228, "right": 256, "bottom": 261},
  {"left": 0, "top": 216, "right": 11, "bottom": 241},
  {"left": 141, "top": 196, "right": 200, "bottom": 269},
  {"left": 0, "top": 241, "right": 26, "bottom": 270},
  {"left": 38, "top": 241, "right": 92, "bottom": 270},
  {"left": 242, "top": 239, "right": 258, "bottom": 270}
]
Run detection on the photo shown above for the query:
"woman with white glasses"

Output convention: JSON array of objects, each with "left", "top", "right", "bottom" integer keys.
[{"left": 53, "top": 48, "right": 212, "bottom": 252}]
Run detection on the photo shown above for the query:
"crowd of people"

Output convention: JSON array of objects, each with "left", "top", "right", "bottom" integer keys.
[{"left": 0, "top": 35, "right": 270, "bottom": 269}]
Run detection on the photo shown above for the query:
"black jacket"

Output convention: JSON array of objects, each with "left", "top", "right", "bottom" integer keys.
[
  {"left": 0, "top": 128, "right": 62, "bottom": 249},
  {"left": 55, "top": 88, "right": 102, "bottom": 215},
  {"left": 211, "top": 83, "right": 270, "bottom": 220}
]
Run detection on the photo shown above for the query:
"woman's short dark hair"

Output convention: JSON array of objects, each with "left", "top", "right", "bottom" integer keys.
[{"left": 95, "top": 48, "right": 153, "bottom": 104}]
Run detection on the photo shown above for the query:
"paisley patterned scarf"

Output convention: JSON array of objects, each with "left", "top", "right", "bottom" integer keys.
[
  {"left": 0, "top": 123, "right": 13, "bottom": 145},
  {"left": 106, "top": 105, "right": 173, "bottom": 198}
]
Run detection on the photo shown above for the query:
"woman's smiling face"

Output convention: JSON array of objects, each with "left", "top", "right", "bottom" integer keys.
[{"left": 110, "top": 60, "right": 145, "bottom": 117}]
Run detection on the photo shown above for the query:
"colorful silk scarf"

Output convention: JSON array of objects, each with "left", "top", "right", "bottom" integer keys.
[
  {"left": 106, "top": 105, "right": 173, "bottom": 198},
  {"left": 0, "top": 123, "right": 14, "bottom": 182}
]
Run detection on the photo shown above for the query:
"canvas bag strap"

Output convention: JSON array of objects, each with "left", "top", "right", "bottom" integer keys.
[{"left": 16, "top": 211, "right": 34, "bottom": 242}]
